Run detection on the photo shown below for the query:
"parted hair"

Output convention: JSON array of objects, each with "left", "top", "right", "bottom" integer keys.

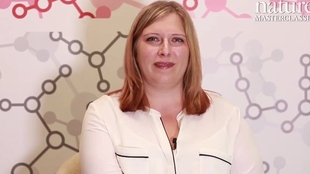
[{"left": 108, "top": 0, "right": 211, "bottom": 115}]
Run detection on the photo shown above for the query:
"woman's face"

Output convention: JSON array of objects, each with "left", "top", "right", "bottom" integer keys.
[{"left": 136, "top": 13, "right": 189, "bottom": 89}]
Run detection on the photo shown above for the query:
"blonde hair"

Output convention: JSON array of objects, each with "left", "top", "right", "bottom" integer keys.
[{"left": 109, "top": 1, "right": 210, "bottom": 115}]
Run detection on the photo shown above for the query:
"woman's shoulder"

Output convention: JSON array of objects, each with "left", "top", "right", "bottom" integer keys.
[
  {"left": 202, "top": 90, "right": 242, "bottom": 123},
  {"left": 88, "top": 91, "right": 121, "bottom": 110},
  {"left": 204, "top": 89, "right": 240, "bottom": 111}
]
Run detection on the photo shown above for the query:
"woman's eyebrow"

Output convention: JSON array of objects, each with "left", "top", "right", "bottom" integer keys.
[
  {"left": 172, "top": 34, "right": 186, "bottom": 37},
  {"left": 142, "top": 33, "right": 186, "bottom": 37},
  {"left": 142, "top": 33, "right": 160, "bottom": 37}
]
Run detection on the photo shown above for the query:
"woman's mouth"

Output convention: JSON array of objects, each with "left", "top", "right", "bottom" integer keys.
[{"left": 154, "top": 62, "right": 175, "bottom": 69}]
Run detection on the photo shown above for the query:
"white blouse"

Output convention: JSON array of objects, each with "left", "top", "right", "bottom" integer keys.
[{"left": 80, "top": 91, "right": 264, "bottom": 174}]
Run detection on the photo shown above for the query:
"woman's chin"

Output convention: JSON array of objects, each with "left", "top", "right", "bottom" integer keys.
[{"left": 152, "top": 78, "right": 182, "bottom": 87}]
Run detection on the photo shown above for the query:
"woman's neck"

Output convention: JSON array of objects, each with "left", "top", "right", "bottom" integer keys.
[{"left": 144, "top": 82, "right": 184, "bottom": 113}]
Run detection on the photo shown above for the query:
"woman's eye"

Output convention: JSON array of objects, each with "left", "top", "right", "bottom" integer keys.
[
  {"left": 146, "top": 37, "right": 159, "bottom": 42},
  {"left": 173, "top": 38, "right": 184, "bottom": 42}
]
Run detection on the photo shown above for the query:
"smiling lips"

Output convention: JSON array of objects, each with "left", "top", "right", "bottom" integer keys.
[{"left": 154, "top": 62, "right": 175, "bottom": 69}]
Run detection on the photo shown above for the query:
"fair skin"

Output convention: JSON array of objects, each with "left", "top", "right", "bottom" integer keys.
[{"left": 136, "top": 13, "right": 189, "bottom": 149}]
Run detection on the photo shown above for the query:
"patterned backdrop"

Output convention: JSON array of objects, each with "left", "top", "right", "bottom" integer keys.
[{"left": 0, "top": 0, "right": 309, "bottom": 174}]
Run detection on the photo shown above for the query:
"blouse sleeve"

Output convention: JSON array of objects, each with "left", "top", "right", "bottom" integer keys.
[
  {"left": 79, "top": 102, "right": 122, "bottom": 174},
  {"left": 230, "top": 109, "right": 265, "bottom": 174}
]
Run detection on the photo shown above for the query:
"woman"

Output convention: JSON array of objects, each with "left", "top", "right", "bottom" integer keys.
[{"left": 80, "top": 1, "right": 264, "bottom": 174}]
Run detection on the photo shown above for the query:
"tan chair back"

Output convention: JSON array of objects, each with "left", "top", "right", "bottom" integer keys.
[{"left": 56, "top": 153, "right": 81, "bottom": 174}]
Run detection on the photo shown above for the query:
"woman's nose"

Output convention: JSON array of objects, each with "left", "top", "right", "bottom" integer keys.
[{"left": 158, "top": 39, "right": 171, "bottom": 57}]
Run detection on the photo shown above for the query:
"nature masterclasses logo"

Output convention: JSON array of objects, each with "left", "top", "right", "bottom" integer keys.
[{"left": 255, "top": 0, "right": 310, "bottom": 22}]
